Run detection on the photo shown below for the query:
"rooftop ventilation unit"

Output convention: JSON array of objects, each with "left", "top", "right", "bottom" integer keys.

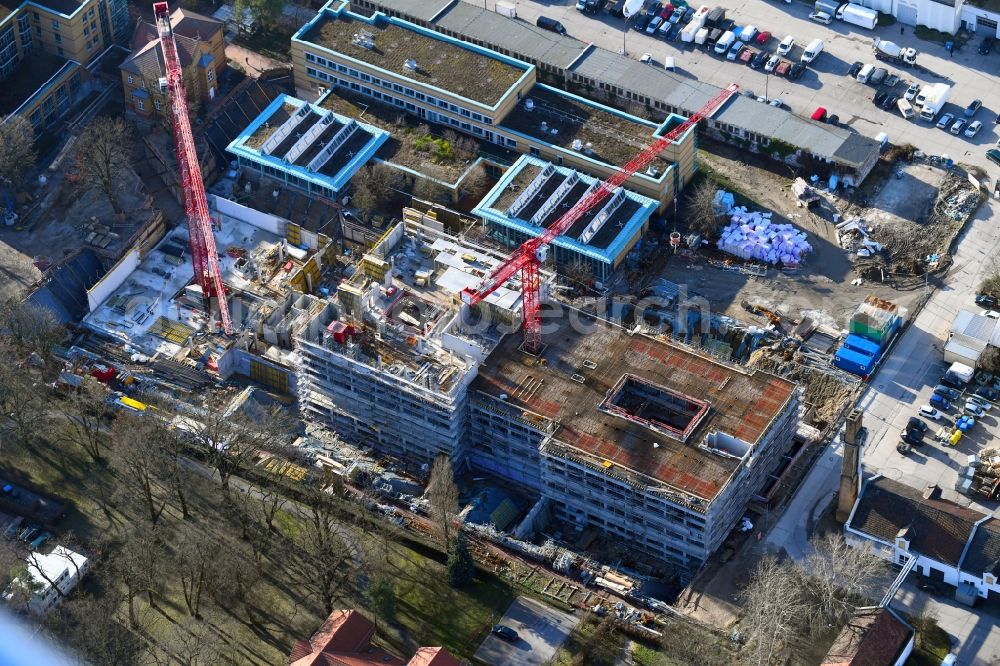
[
  {"left": 404, "top": 58, "right": 418, "bottom": 71},
  {"left": 572, "top": 139, "right": 583, "bottom": 151},
  {"left": 524, "top": 98, "right": 535, "bottom": 111},
  {"left": 352, "top": 30, "right": 375, "bottom": 49}
]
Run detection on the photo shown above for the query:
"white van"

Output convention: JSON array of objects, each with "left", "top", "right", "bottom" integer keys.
[
  {"left": 801, "top": 38, "right": 824, "bottom": 64},
  {"left": 897, "top": 98, "right": 914, "bottom": 119},
  {"left": 714, "top": 30, "right": 736, "bottom": 55},
  {"left": 856, "top": 63, "right": 875, "bottom": 83}
]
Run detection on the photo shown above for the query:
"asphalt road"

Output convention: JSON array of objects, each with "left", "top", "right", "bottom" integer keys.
[
  {"left": 497, "top": 0, "right": 1000, "bottom": 175},
  {"left": 764, "top": 193, "right": 1000, "bottom": 663},
  {"left": 474, "top": 596, "right": 581, "bottom": 666}
]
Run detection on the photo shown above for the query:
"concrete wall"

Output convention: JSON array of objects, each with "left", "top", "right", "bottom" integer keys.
[
  {"left": 212, "top": 194, "right": 287, "bottom": 236},
  {"left": 85, "top": 248, "right": 139, "bottom": 313}
]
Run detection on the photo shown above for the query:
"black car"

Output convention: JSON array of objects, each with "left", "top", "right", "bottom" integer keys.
[
  {"left": 901, "top": 429, "right": 923, "bottom": 446},
  {"left": 941, "top": 374, "right": 965, "bottom": 390},
  {"left": 980, "top": 36, "right": 995, "bottom": 55},
  {"left": 750, "top": 50, "right": 769, "bottom": 69},
  {"left": 848, "top": 61, "right": 863, "bottom": 77},
  {"left": 881, "top": 94, "right": 899, "bottom": 110},
  {"left": 788, "top": 63, "right": 805, "bottom": 79},
  {"left": 976, "top": 293, "right": 999, "bottom": 308},
  {"left": 977, "top": 386, "right": 999, "bottom": 401},
  {"left": 492, "top": 625, "right": 519, "bottom": 642},
  {"left": 536, "top": 16, "right": 567, "bottom": 34},
  {"left": 826, "top": 114, "right": 839, "bottom": 125},
  {"left": 635, "top": 14, "right": 653, "bottom": 31},
  {"left": 907, "top": 416, "right": 929, "bottom": 433},
  {"left": 873, "top": 91, "right": 888, "bottom": 106},
  {"left": 666, "top": 23, "right": 681, "bottom": 41}
]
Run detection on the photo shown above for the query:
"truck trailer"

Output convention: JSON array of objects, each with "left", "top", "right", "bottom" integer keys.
[
  {"left": 873, "top": 37, "right": 917, "bottom": 66},
  {"left": 815, "top": 0, "right": 845, "bottom": 16},
  {"left": 836, "top": 2, "right": 877, "bottom": 29}
]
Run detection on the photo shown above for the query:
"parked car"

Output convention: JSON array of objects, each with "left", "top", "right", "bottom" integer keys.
[
  {"left": 951, "top": 118, "right": 968, "bottom": 135},
  {"left": 809, "top": 11, "right": 833, "bottom": 24},
  {"left": 769, "top": 97, "right": 785, "bottom": 108},
  {"left": 848, "top": 61, "right": 863, "bottom": 77},
  {"left": 934, "top": 385, "right": 960, "bottom": 401},
  {"left": 881, "top": 94, "right": 899, "bottom": 110},
  {"left": 873, "top": 91, "right": 888, "bottom": 106},
  {"left": 778, "top": 35, "right": 795, "bottom": 56},
  {"left": 901, "top": 429, "right": 923, "bottom": 446},
  {"left": 665, "top": 22, "right": 681, "bottom": 41},
  {"left": 755, "top": 30, "right": 772, "bottom": 45},
  {"left": 980, "top": 36, "right": 995, "bottom": 55},
  {"left": 739, "top": 46, "right": 755, "bottom": 64},
  {"left": 976, "top": 294, "right": 999, "bottom": 308},
  {"left": 966, "top": 120, "right": 983, "bottom": 138},
  {"left": 976, "top": 386, "right": 999, "bottom": 401},
  {"left": 775, "top": 60, "right": 791, "bottom": 76},
  {"left": 750, "top": 50, "right": 768, "bottom": 69},
  {"left": 904, "top": 82, "right": 920, "bottom": 101},
  {"left": 907, "top": 416, "right": 929, "bottom": 433},
  {"left": 989, "top": 148, "right": 1000, "bottom": 167},
  {"left": 936, "top": 112, "right": 955, "bottom": 130},
  {"left": 928, "top": 394, "right": 951, "bottom": 410},
  {"left": 635, "top": 13, "right": 653, "bottom": 31},
  {"left": 968, "top": 395, "right": 992, "bottom": 411},
  {"left": 964, "top": 401, "right": 984, "bottom": 417},
  {"left": 788, "top": 62, "right": 805, "bottom": 79},
  {"left": 640, "top": 52, "right": 654, "bottom": 65},
  {"left": 896, "top": 440, "right": 912, "bottom": 455},
  {"left": 765, "top": 54, "right": 780, "bottom": 72},
  {"left": 536, "top": 16, "right": 567, "bottom": 34},
  {"left": 492, "top": 625, "right": 519, "bottom": 642},
  {"left": 741, "top": 25, "right": 759, "bottom": 42},
  {"left": 646, "top": 15, "right": 663, "bottom": 33},
  {"left": 965, "top": 99, "right": 982, "bottom": 117},
  {"left": 727, "top": 41, "right": 746, "bottom": 61},
  {"left": 920, "top": 405, "right": 943, "bottom": 420}
]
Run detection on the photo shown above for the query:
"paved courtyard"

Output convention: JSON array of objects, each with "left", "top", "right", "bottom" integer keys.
[
  {"left": 497, "top": 0, "right": 1000, "bottom": 174},
  {"left": 474, "top": 596, "right": 581, "bottom": 666}
]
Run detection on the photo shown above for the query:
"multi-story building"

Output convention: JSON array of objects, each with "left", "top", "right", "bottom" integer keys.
[
  {"left": 294, "top": 220, "right": 801, "bottom": 570},
  {"left": 0, "top": 0, "right": 127, "bottom": 133},
  {"left": 3, "top": 545, "right": 89, "bottom": 616},
  {"left": 291, "top": 2, "right": 697, "bottom": 209},
  {"left": 119, "top": 7, "right": 225, "bottom": 118}
]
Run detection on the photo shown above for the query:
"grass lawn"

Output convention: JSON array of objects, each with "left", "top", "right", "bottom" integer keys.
[
  {"left": 550, "top": 613, "right": 626, "bottom": 666},
  {"left": 233, "top": 28, "right": 293, "bottom": 61}
]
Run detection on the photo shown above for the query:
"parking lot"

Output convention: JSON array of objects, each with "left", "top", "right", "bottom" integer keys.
[
  {"left": 496, "top": 0, "right": 1000, "bottom": 174},
  {"left": 473, "top": 596, "right": 581, "bottom": 666}
]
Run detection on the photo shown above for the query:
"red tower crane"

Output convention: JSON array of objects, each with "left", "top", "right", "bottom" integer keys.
[
  {"left": 153, "top": 2, "right": 233, "bottom": 335},
  {"left": 460, "top": 83, "right": 739, "bottom": 354}
]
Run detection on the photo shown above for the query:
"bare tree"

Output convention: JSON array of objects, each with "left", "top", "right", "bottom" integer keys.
[
  {"left": 156, "top": 616, "right": 228, "bottom": 666},
  {"left": 76, "top": 116, "right": 133, "bottom": 214},
  {"left": 109, "top": 413, "right": 173, "bottom": 524},
  {"left": 175, "top": 525, "right": 218, "bottom": 619},
  {"left": 57, "top": 376, "right": 110, "bottom": 463},
  {"left": 460, "top": 163, "right": 492, "bottom": 202},
  {"left": 110, "top": 531, "right": 163, "bottom": 628},
  {"left": 160, "top": 424, "right": 193, "bottom": 519},
  {"left": 47, "top": 582, "right": 145, "bottom": 665},
  {"left": 412, "top": 177, "right": 449, "bottom": 204},
  {"left": 739, "top": 554, "right": 807, "bottom": 666},
  {"left": 352, "top": 163, "right": 404, "bottom": 219},
  {"left": 0, "top": 299, "right": 64, "bottom": 361},
  {"left": 425, "top": 454, "right": 460, "bottom": 546},
  {"left": 0, "top": 362, "right": 47, "bottom": 451},
  {"left": 0, "top": 116, "right": 37, "bottom": 188},
  {"left": 685, "top": 179, "right": 725, "bottom": 237},
  {"left": 212, "top": 538, "right": 264, "bottom": 626},
  {"left": 285, "top": 486, "right": 353, "bottom": 615}
]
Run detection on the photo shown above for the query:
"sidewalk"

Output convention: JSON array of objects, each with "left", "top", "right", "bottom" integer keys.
[{"left": 225, "top": 42, "right": 290, "bottom": 74}]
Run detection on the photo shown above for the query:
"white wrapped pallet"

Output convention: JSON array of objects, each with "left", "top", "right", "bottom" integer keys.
[{"left": 716, "top": 211, "right": 812, "bottom": 266}]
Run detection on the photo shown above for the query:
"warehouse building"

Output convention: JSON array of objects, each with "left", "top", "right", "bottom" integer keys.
[
  {"left": 290, "top": 2, "right": 699, "bottom": 208},
  {"left": 473, "top": 155, "right": 658, "bottom": 282},
  {"left": 350, "top": 0, "right": 881, "bottom": 183},
  {"left": 293, "top": 220, "right": 801, "bottom": 568}
]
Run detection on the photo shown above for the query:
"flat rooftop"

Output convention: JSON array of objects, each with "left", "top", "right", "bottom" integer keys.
[
  {"left": 473, "top": 155, "right": 656, "bottom": 264},
  {"left": 0, "top": 50, "right": 71, "bottom": 116},
  {"left": 228, "top": 93, "right": 389, "bottom": 193},
  {"left": 501, "top": 85, "right": 673, "bottom": 174},
  {"left": 0, "top": 0, "right": 82, "bottom": 17},
  {"left": 318, "top": 87, "right": 479, "bottom": 184},
  {"left": 472, "top": 312, "right": 797, "bottom": 502},
  {"left": 298, "top": 6, "right": 528, "bottom": 107}
]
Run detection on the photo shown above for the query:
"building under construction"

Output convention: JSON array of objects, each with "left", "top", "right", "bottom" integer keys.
[{"left": 294, "top": 218, "right": 801, "bottom": 568}]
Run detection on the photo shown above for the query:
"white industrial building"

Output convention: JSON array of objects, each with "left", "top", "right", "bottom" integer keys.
[
  {"left": 857, "top": 0, "right": 1000, "bottom": 35},
  {"left": 943, "top": 309, "right": 1000, "bottom": 368}
]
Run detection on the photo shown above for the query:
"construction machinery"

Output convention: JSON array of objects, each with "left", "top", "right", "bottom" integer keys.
[
  {"left": 461, "top": 83, "right": 739, "bottom": 353},
  {"left": 153, "top": 1, "right": 233, "bottom": 334}
]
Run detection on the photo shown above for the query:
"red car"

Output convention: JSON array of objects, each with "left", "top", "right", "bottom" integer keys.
[
  {"left": 659, "top": 4, "right": 674, "bottom": 19},
  {"left": 755, "top": 30, "right": 772, "bottom": 45},
  {"left": 775, "top": 60, "right": 791, "bottom": 76},
  {"left": 739, "top": 47, "right": 756, "bottom": 65}
]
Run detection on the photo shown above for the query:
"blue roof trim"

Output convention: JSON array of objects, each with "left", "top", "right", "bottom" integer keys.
[
  {"left": 472, "top": 155, "right": 657, "bottom": 265},
  {"left": 292, "top": 2, "right": 535, "bottom": 113},
  {"left": 225, "top": 93, "right": 390, "bottom": 193}
]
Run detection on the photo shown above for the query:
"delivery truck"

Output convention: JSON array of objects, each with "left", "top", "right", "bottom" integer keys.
[
  {"left": 836, "top": 3, "right": 877, "bottom": 30},
  {"left": 918, "top": 83, "right": 951, "bottom": 122}
]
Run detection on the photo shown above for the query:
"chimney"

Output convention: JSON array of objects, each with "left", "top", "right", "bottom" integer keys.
[
  {"left": 922, "top": 484, "right": 941, "bottom": 500},
  {"left": 836, "top": 409, "right": 864, "bottom": 523}
]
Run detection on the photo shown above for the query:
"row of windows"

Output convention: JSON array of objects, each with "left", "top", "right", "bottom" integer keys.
[{"left": 304, "top": 51, "right": 493, "bottom": 124}]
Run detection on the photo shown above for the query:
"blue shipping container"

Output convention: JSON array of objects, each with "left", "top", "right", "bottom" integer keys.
[
  {"left": 834, "top": 347, "right": 878, "bottom": 376},
  {"left": 842, "top": 334, "right": 881, "bottom": 357}
]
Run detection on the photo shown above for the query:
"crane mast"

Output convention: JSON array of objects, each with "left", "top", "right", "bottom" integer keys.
[
  {"left": 153, "top": 2, "right": 233, "bottom": 335},
  {"left": 461, "top": 83, "right": 739, "bottom": 353}
]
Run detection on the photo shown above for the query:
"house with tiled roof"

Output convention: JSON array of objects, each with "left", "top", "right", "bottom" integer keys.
[
  {"left": 845, "top": 475, "right": 1000, "bottom": 602},
  {"left": 820, "top": 607, "right": 914, "bottom": 666},
  {"left": 118, "top": 7, "right": 224, "bottom": 117},
  {"left": 288, "top": 609, "right": 460, "bottom": 666}
]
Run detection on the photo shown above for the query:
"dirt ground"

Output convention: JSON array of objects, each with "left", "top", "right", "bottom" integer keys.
[{"left": 657, "top": 147, "right": 975, "bottom": 333}]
